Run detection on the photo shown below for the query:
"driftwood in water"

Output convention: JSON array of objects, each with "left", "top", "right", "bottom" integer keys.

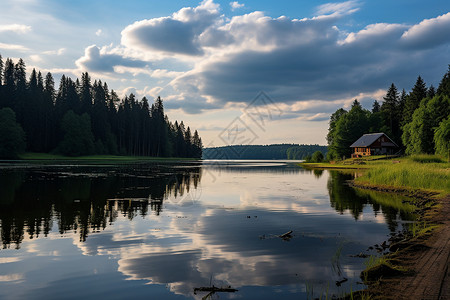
[
  {"left": 194, "top": 286, "right": 238, "bottom": 299},
  {"left": 194, "top": 286, "right": 238, "bottom": 293},
  {"left": 335, "top": 277, "right": 348, "bottom": 286},
  {"left": 279, "top": 230, "right": 293, "bottom": 239}
]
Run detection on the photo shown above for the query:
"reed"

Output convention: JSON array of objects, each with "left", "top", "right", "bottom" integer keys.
[{"left": 356, "top": 155, "right": 450, "bottom": 195}]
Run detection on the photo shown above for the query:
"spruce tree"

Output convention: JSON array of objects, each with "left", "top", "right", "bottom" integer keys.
[
  {"left": 0, "top": 54, "right": 3, "bottom": 86},
  {"left": 403, "top": 76, "right": 427, "bottom": 125},
  {"left": 372, "top": 100, "right": 380, "bottom": 113},
  {"left": 381, "top": 83, "right": 399, "bottom": 140},
  {"left": 427, "top": 85, "right": 436, "bottom": 98},
  {"left": 2, "top": 58, "right": 15, "bottom": 109},
  {"left": 437, "top": 65, "right": 450, "bottom": 96}
]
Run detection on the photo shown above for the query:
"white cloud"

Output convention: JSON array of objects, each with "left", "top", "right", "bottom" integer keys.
[
  {"left": 68, "top": 1, "right": 449, "bottom": 117},
  {"left": 0, "top": 42, "right": 29, "bottom": 51},
  {"left": 121, "top": 0, "right": 221, "bottom": 56},
  {"left": 42, "top": 48, "right": 66, "bottom": 56},
  {"left": 401, "top": 12, "right": 450, "bottom": 49},
  {"left": 340, "top": 23, "right": 408, "bottom": 45},
  {"left": 76, "top": 45, "right": 147, "bottom": 73},
  {"left": 230, "top": 1, "right": 244, "bottom": 11},
  {"left": 0, "top": 23, "right": 31, "bottom": 33},
  {"left": 315, "top": 0, "right": 360, "bottom": 16},
  {"left": 29, "top": 54, "right": 43, "bottom": 62},
  {"left": 95, "top": 29, "right": 103, "bottom": 36}
]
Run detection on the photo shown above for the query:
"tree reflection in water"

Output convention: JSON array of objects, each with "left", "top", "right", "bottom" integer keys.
[{"left": 0, "top": 162, "right": 202, "bottom": 248}]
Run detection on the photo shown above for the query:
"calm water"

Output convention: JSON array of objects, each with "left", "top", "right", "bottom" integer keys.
[{"left": 0, "top": 160, "right": 416, "bottom": 299}]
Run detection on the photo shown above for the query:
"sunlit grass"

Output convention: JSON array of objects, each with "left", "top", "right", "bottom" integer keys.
[{"left": 357, "top": 156, "right": 450, "bottom": 195}]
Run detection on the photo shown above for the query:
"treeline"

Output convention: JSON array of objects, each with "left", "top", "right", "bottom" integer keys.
[
  {"left": 0, "top": 163, "right": 201, "bottom": 247},
  {"left": 327, "top": 66, "right": 450, "bottom": 159},
  {"left": 203, "top": 144, "right": 327, "bottom": 160},
  {"left": 0, "top": 54, "right": 202, "bottom": 158},
  {"left": 286, "top": 145, "right": 328, "bottom": 160}
]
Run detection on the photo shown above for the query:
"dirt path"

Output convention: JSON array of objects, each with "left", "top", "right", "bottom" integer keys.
[{"left": 368, "top": 195, "right": 450, "bottom": 300}]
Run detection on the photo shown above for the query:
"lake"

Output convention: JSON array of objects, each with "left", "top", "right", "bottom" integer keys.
[{"left": 0, "top": 160, "right": 416, "bottom": 299}]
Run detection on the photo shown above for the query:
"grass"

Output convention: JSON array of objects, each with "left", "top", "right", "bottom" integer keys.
[
  {"left": 363, "top": 255, "right": 390, "bottom": 270},
  {"left": 16, "top": 152, "right": 197, "bottom": 162},
  {"left": 356, "top": 157, "right": 449, "bottom": 195},
  {"left": 301, "top": 154, "right": 450, "bottom": 196},
  {"left": 410, "top": 221, "right": 439, "bottom": 237}
]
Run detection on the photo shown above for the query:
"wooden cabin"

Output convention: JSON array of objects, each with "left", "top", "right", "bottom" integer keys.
[{"left": 350, "top": 133, "right": 398, "bottom": 158}]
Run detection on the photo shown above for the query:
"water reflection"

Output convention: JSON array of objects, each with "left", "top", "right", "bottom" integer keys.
[
  {"left": 0, "top": 161, "right": 416, "bottom": 299},
  {"left": 0, "top": 163, "right": 202, "bottom": 247},
  {"left": 327, "top": 170, "right": 416, "bottom": 231}
]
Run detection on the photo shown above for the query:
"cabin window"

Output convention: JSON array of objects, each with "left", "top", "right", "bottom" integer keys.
[{"left": 381, "top": 137, "right": 385, "bottom": 142}]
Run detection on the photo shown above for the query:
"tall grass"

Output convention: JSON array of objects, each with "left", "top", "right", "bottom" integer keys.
[{"left": 356, "top": 156, "right": 450, "bottom": 194}]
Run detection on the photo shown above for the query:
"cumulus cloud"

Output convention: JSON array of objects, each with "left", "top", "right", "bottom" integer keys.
[
  {"left": 401, "top": 12, "right": 450, "bottom": 49},
  {"left": 76, "top": 45, "right": 147, "bottom": 73},
  {"left": 121, "top": 0, "right": 220, "bottom": 56},
  {"left": 95, "top": 29, "right": 102, "bottom": 36},
  {"left": 0, "top": 24, "right": 31, "bottom": 33},
  {"left": 230, "top": 1, "right": 244, "bottom": 11},
  {"left": 77, "top": 1, "right": 449, "bottom": 116}
]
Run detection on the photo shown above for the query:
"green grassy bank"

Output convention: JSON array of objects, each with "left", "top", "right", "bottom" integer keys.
[{"left": 301, "top": 154, "right": 450, "bottom": 196}]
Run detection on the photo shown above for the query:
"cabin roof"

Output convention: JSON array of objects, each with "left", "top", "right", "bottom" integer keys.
[{"left": 350, "top": 133, "right": 398, "bottom": 148}]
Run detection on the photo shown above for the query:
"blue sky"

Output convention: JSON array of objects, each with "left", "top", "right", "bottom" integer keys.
[{"left": 0, "top": 0, "right": 449, "bottom": 146}]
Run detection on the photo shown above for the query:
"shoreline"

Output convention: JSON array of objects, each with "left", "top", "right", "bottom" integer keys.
[
  {"left": 350, "top": 181, "right": 449, "bottom": 300},
  {"left": 301, "top": 159, "right": 449, "bottom": 300}
]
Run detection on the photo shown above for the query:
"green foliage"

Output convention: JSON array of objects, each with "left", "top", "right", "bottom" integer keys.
[
  {"left": 410, "top": 154, "right": 444, "bottom": 163},
  {"left": 437, "top": 65, "right": 450, "bottom": 96},
  {"left": 0, "top": 55, "right": 201, "bottom": 158},
  {"left": 310, "top": 150, "right": 324, "bottom": 162},
  {"left": 327, "top": 101, "right": 371, "bottom": 159},
  {"left": 286, "top": 144, "right": 328, "bottom": 160},
  {"left": 402, "top": 95, "right": 450, "bottom": 155},
  {"left": 434, "top": 116, "right": 450, "bottom": 157},
  {"left": 356, "top": 156, "right": 450, "bottom": 194},
  {"left": 0, "top": 108, "right": 26, "bottom": 159},
  {"left": 57, "top": 111, "right": 95, "bottom": 156},
  {"left": 381, "top": 83, "right": 401, "bottom": 143},
  {"left": 327, "top": 67, "right": 450, "bottom": 160},
  {"left": 403, "top": 76, "right": 428, "bottom": 125}
]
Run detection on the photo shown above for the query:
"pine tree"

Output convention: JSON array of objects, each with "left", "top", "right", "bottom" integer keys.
[
  {"left": 2, "top": 58, "right": 15, "bottom": 109},
  {"left": 80, "top": 72, "right": 92, "bottom": 114},
  {"left": 372, "top": 100, "right": 380, "bottom": 113},
  {"left": 381, "top": 83, "right": 400, "bottom": 140},
  {"left": 351, "top": 99, "right": 361, "bottom": 109},
  {"left": 0, "top": 54, "right": 3, "bottom": 106},
  {"left": 437, "top": 65, "right": 450, "bottom": 96},
  {"left": 43, "top": 72, "right": 56, "bottom": 151},
  {"left": 0, "top": 54, "right": 3, "bottom": 86},
  {"left": 427, "top": 85, "right": 436, "bottom": 98},
  {"left": 192, "top": 130, "right": 203, "bottom": 158},
  {"left": 403, "top": 76, "right": 427, "bottom": 125}
]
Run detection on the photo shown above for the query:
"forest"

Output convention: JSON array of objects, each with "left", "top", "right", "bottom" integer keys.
[
  {"left": 326, "top": 66, "right": 450, "bottom": 160},
  {"left": 203, "top": 144, "right": 327, "bottom": 160},
  {"left": 0, "top": 54, "right": 202, "bottom": 159}
]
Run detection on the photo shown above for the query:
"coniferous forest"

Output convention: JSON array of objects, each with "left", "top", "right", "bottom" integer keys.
[
  {"left": 0, "top": 55, "right": 203, "bottom": 159},
  {"left": 326, "top": 66, "right": 450, "bottom": 160}
]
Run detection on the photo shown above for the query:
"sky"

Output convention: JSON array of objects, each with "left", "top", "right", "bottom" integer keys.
[{"left": 0, "top": 0, "right": 449, "bottom": 146}]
